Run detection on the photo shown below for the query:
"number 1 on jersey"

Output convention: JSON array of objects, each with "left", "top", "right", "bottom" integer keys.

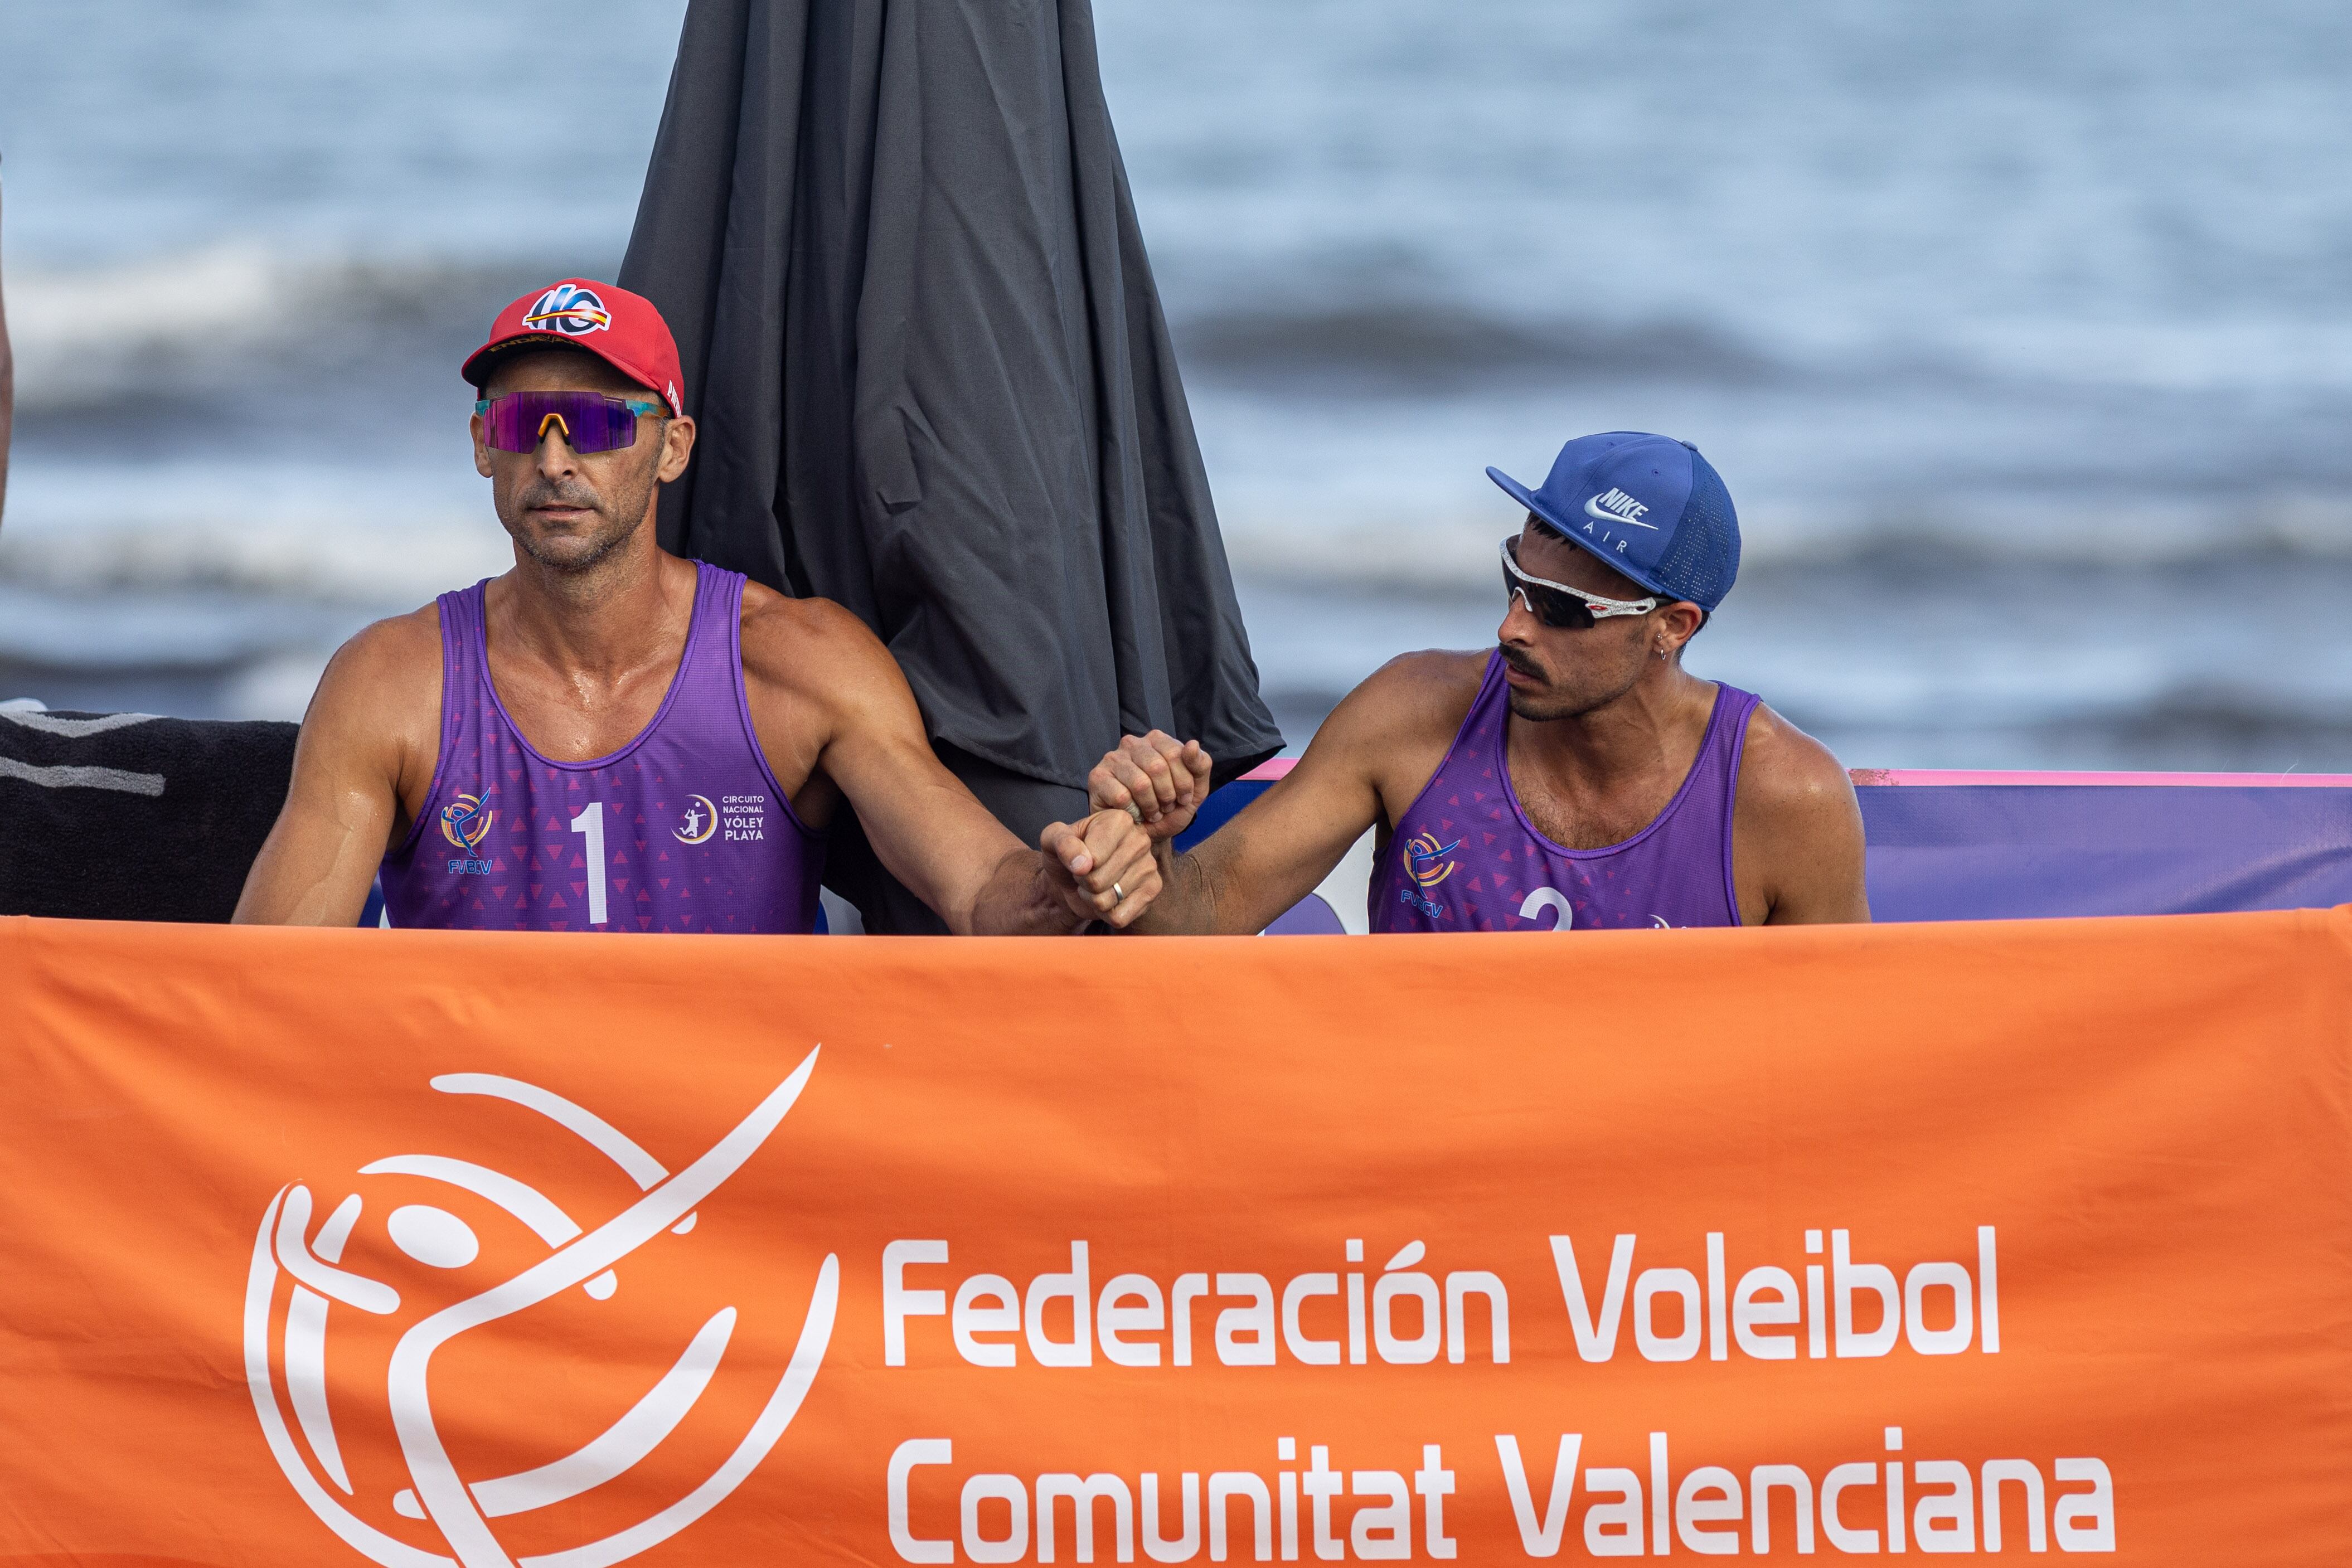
[{"left": 570, "top": 802, "right": 610, "bottom": 926}]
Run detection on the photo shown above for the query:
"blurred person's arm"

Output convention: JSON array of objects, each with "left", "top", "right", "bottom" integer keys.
[
  {"left": 234, "top": 610, "right": 443, "bottom": 925},
  {"left": 1, "top": 174, "right": 13, "bottom": 533}
]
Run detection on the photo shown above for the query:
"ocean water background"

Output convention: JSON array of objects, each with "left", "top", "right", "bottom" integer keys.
[{"left": 3, "top": 0, "right": 2350, "bottom": 768}]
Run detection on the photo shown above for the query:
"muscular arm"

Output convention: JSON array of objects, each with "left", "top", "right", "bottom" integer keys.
[
  {"left": 1732, "top": 705, "right": 1870, "bottom": 925},
  {"left": 233, "top": 610, "right": 442, "bottom": 926},
  {"left": 1092, "top": 653, "right": 1477, "bottom": 935},
  {"left": 743, "top": 598, "right": 1155, "bottom": 934},
  {"left": 1, "top": 181, "right": 13, "bottom": 532}
]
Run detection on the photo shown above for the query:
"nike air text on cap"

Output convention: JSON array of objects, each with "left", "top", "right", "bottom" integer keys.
[
  {"left": 462, "top": 278, "right": 686, "bottom": 418},
  {"left": 1487, "top": 431, "right": 1742, "bottom": 611}
]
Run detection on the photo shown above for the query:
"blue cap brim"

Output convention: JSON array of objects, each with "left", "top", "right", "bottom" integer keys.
[{"left": 1485, "top": 465, "right": 1554, "bottom": 528}]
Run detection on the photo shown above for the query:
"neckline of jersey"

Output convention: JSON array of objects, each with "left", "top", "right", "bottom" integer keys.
[
  {"left": 1495, "top": 674, "right": 1729, "bottom": 861},
  {"left": 474, "top": 565, "right": 707, "bottom": 774}
]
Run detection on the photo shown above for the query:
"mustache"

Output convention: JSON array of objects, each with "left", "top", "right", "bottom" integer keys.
[
  {"left": 517, "top": 476, "right": 605, "bottom": 514},
  {"left": 1499, "top": 644, "right": 1549, "bottom": 682}
]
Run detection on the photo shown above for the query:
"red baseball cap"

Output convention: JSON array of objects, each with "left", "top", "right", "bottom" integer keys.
[{"left": 462, "top": 278, "right": 686, "bottom": 416}]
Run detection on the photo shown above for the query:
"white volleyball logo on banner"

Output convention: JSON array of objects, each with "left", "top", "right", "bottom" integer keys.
[{"left": 241, "top": 1047, "right": 837, "bottom": 1568}]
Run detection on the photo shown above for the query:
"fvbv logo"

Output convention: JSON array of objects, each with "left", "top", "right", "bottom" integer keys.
[
  {"left": 244, "top": 1048, "right": 838, "bottom": 1567},
  {"left": 441, "top": 795, "right": 493, "bottom": 852},
  {"left": 1398, "top": 834, "right": 1457, "bottom": 920}
]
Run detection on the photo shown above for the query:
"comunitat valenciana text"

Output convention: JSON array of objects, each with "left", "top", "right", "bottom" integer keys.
[{"left": 874, "top": 1226, "right": 2116, "bottom": 1561}]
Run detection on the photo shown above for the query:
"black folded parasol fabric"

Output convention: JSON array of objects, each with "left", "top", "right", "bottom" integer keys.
[{"left": 619, "top": 0, "right": 1281, "bottom": 931}]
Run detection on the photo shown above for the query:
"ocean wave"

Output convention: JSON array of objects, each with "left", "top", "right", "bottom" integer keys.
[
  {"left": 9, "top": 494, "right": 2348, "bottom": 608},
  {"left": 27, "top": 243, "right": 2352, "bottom": 426},
  {"left": 1219, "top": 492, "right": 2352, "bottom": 593},
  {"left": 1170, "top": 296, "right": 2352, "bottom": 399},
  {"left": 7, "top": 246, "right": 591, "bottom": 418},
  {"left": 0, "top": 516, "right": 511, "bottom": 604},
  {"left": 1173, "top": 303, "right": 1775, "bottom": 389}
]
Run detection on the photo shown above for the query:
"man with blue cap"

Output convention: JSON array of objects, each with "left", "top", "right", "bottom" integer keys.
[{"left": 1084, "top": 432, "right": 1869, "bottom": 931}]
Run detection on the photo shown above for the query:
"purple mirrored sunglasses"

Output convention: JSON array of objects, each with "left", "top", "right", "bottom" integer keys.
[{"left": 474, "top": 390, "right": 666, "bottom": 455}]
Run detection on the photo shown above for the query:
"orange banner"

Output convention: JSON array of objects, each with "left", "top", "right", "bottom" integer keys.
[{"left": 3, "top": 910, "right": 2351, "bottom": 1566}]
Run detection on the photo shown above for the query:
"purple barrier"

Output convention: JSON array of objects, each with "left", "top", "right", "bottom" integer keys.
[
  {"left": 1853, "top": 770, "right": 2352, "bottom": 922},
  {"left": 1186, "top": 764, "right": 2352, "bottom": 928}
]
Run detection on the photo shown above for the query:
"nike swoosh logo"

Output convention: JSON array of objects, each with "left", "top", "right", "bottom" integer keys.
[{"left": 1585, "top": 495, "right": 1660, "bottom": 530}]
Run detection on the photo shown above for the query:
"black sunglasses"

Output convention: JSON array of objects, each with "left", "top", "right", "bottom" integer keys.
[{"left": 1501, "top": 538, "right": 1662, "bottom": 630}]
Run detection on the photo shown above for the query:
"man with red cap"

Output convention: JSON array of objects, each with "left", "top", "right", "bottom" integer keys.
[{"left": 236, "top": 279, "right": 1160, "bottom": 933}]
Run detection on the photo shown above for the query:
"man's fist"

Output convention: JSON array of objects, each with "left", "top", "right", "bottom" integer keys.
[
  {"left": 1039, "top": 808, "right": 1163, "bottom": 929},
  {"left": 1088, "top": 731, "right": 1214, "bottom": 843}
]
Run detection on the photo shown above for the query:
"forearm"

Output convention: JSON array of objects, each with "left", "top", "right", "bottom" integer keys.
[
  {"left": 232, "top": 830, "right": 379, "bottom": 926},
  {"left": 1111, "top": 841, "right": 1224, "bottom": 935},
  {"left": 961, "top": 846, "right": 1084, "bottom": 936}
]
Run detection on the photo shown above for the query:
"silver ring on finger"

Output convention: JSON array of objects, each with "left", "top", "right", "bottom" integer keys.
[{"left": 1113, "top": 882, "right": 1126, "bottom": 902}]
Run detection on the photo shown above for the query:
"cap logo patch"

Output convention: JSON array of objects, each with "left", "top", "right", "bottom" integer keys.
[
  {"left": 1585, "top": 488, "right": 1657, "bottom": 530},
  {"left": 521, "top": 284, "right": 613, "bottom": 337}
]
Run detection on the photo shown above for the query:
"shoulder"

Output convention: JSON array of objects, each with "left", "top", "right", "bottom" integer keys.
[
  {"left": 312, "top": 603, "right": 443, "bottom": 715},
  {"left": 1734, "top": 698, "right": 1860, "bottom": 828},
  {"left": 738, "top": 583, "right": 894, "bottom": 689},
  {"left": 292, "top": 603, "right": 444, "bottom": 790},
  {"left": 1324, "top": 648, "right": 1491, "bottom": 744},
  {"left": 735, "top": 584, "right": 921, "bottom": 751},
  {"left": 1296, "top": 648, "right": 1492, "bottom": 809}
]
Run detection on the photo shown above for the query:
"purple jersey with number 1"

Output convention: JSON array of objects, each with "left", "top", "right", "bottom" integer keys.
[
  {"left": 380, "top": 561, "right": 823, "bottom": 933},
  {"left": 1369, "top": 649, "right": 1758, "bottom": 933}
]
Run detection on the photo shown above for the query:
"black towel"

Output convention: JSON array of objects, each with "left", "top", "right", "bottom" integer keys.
[{"left": 0, "top": 707, "right": 298, "bottom": 922}]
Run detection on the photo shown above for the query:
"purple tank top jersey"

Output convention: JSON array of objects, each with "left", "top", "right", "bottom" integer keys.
[
  {"left": 1369, "top": 650, "right": 1759, "bottom": 933},
  {"left": 380, "top": 562, "right": 823, "bottom": 934}
]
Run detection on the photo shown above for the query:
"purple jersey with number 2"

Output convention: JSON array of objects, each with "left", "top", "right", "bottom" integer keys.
[
  {"left": 1368, "top": 649, "right": 1758, "bottom": 932},
  {"left": 380, "top": 561, "right": 823, "bottom": 933}
]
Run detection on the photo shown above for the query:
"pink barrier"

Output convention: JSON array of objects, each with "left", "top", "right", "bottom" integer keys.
[{"left": 1853, "top": 768, "right": 2352, "bottom": 788}]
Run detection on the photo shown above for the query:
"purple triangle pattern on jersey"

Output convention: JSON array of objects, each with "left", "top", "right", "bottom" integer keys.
[
  {"left": 1366, "top": 649, "right": 1756, "bottom": 933},
  {"left": 379, "top": 561, "right": 823, "bottom": 934}
]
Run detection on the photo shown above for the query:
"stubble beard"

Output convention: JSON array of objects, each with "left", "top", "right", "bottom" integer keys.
[{"left": 500, "top": 460, "right": 659, "bottom": 577}]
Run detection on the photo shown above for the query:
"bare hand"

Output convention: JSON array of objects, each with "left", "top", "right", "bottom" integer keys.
[
  {"left": 1039, "top": 808, "right": 1164, "bottom": 929},
  {"left": 1087, "top": 731, "right": 1214, "bottom": 843}
]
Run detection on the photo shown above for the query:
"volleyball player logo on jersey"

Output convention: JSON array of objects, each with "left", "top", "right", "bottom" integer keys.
[
  {"left": 440, "top": 794, "right": 493, "bottom": 851},
  {"left": 675, "top": 795, "right": 718, "bottom": 845}
]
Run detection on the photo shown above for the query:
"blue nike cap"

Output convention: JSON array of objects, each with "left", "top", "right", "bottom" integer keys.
[{"left": 1486, "top": 431, "right": 1741, "bottom": 611}]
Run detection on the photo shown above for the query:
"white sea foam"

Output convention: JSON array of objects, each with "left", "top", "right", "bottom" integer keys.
[
  {"left": 5, "top": 245, "right": 545, "bottom": 418},
  {"left": 9, "top": 246, "right": 294, "bottom": 402},
  {"left": 0, "top": 516, "right": 506, "bottom": 603}
]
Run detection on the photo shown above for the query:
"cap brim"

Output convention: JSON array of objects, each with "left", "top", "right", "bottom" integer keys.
[
  {"left": 463, "top": 336, "right": 671, "bottom": 412},
  {"left": 1484, "top": 465, "right": 1674, "bottom": 600},
  {"left": 1485, "top": 465, "right": 1555, "bottom": 526}
]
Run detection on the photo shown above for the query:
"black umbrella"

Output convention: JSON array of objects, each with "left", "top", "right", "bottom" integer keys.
[{"left": 619, "top": 0, "right": 1281, "bottom": 932}]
